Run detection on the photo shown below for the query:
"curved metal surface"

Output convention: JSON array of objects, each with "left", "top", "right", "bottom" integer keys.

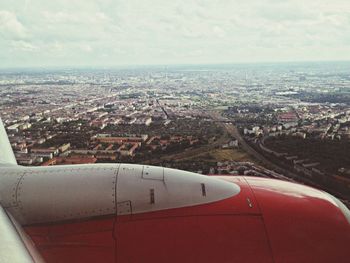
[
  {"left": 116, "top": 164, "right": 240, "bottom": 215},
  {"left": 2, "top": 163, "right": 240, "bottom": 224},
  {"left": 0, "top": 206, "right": 35, "bottom": 263},
  {"left": 245, "top": 176, "right": 350, "bottom": 263},
  {"left": 6, "top": 164, "right": 119, "bottom": 225},
  {"left": 0, "top": 169, "right": 25, "bottom": 208},
  {"left": 5, "top": 171, "right": 348, "bottom": 263}
]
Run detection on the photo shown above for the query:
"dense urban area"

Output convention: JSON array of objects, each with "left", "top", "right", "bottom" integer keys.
[{"left": 1, "top": 62, "right": 350, "bottom": 207}]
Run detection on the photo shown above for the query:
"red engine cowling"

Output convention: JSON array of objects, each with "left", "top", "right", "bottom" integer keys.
[{"left": 24, "top": 175, "right": 350, "bottom": 263}]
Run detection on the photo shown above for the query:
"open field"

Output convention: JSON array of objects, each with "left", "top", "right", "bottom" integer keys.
[{"left": 169, "top": 148, "right": 253, "bottom": 163}]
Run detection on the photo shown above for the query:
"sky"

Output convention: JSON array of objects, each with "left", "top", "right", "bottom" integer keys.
[{"left": 1, "top": 0, "right": 350, "bottom": 68}]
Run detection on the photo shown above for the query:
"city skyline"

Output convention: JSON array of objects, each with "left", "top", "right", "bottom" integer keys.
[{"left": 1, "top": 0, "right": 350, "bottom": 68}]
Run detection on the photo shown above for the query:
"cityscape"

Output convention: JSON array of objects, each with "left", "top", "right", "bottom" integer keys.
[{"left": 1, "top": 62, "right": 349, "bottom": 207}]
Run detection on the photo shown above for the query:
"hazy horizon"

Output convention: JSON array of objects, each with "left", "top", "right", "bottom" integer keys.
[{"left": 1, "top": 60, "right": 350, "bottom": 72}]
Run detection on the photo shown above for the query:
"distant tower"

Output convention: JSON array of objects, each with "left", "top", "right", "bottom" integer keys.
[{"left": 165, "top": 66, "right": 168, "bottom": 82}]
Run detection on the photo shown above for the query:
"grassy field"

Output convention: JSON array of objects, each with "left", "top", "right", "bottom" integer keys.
[
  {"left": 173, "top": 148, "right": 253, "bottom": 162},
  {"left": 210, "top": 149, "right": 252, "bottom": 162}
]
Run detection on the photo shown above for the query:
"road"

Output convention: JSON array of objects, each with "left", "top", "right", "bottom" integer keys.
[
  {"left": 209, "top": 110, "right": 322, "bottom": 186},
  {"left": 209, "top": 111, "right": 288, "bottom": 174},
  {"left": 207, "top": 111, "right": 350, "bottom": 205},
  {"left": 223, "top": 122, "right": 350, "bottom": 204},
  {"left": 223, "top": 123, "right": 302, "bottom": 178}
]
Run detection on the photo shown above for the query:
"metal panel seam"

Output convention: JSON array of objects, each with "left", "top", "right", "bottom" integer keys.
[
  {"left": 113, "top": 165, "right": 120, "bottom": 263},
  {"left": 15, "top": 172, "right": 26, "bottom": 207},
  {"left": 243, "top": 176, "right": 276, "bottom": 263}
]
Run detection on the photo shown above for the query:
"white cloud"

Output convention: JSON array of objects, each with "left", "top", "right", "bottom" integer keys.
[
  {"left": 80, "top": 44, "right": 93, "bottom": 52},
  {"left": 11, "top": 40, "right": 37, "bottom": 51},
  {"left": 1, "top": 0, "right": 350, "bottom": 67},
  {"left": 0, "top": 10, "right": 27, "bottom": 39}
]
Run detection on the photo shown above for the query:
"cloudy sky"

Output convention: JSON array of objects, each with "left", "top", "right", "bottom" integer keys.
[{"left": 1, "top": 0, "right": 350, "bottom": 68}]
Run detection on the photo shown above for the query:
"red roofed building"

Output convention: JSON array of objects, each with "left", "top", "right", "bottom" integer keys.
[
  {"left": 42, "top": 156, "right": 97, "bottom": 166},
  {"left": 277, "top": 112, "right": 298, "bottom": 123}
]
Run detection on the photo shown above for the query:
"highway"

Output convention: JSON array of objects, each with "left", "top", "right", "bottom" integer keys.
[
  {"left": 208, "top": 110, "right": 321, "bottom": 186},
  {"left": 223, "top": 123, "right": 303, "bottom": 180},
  {"left": 222, "top": 122, "right": 350, "bottom": 206}
]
